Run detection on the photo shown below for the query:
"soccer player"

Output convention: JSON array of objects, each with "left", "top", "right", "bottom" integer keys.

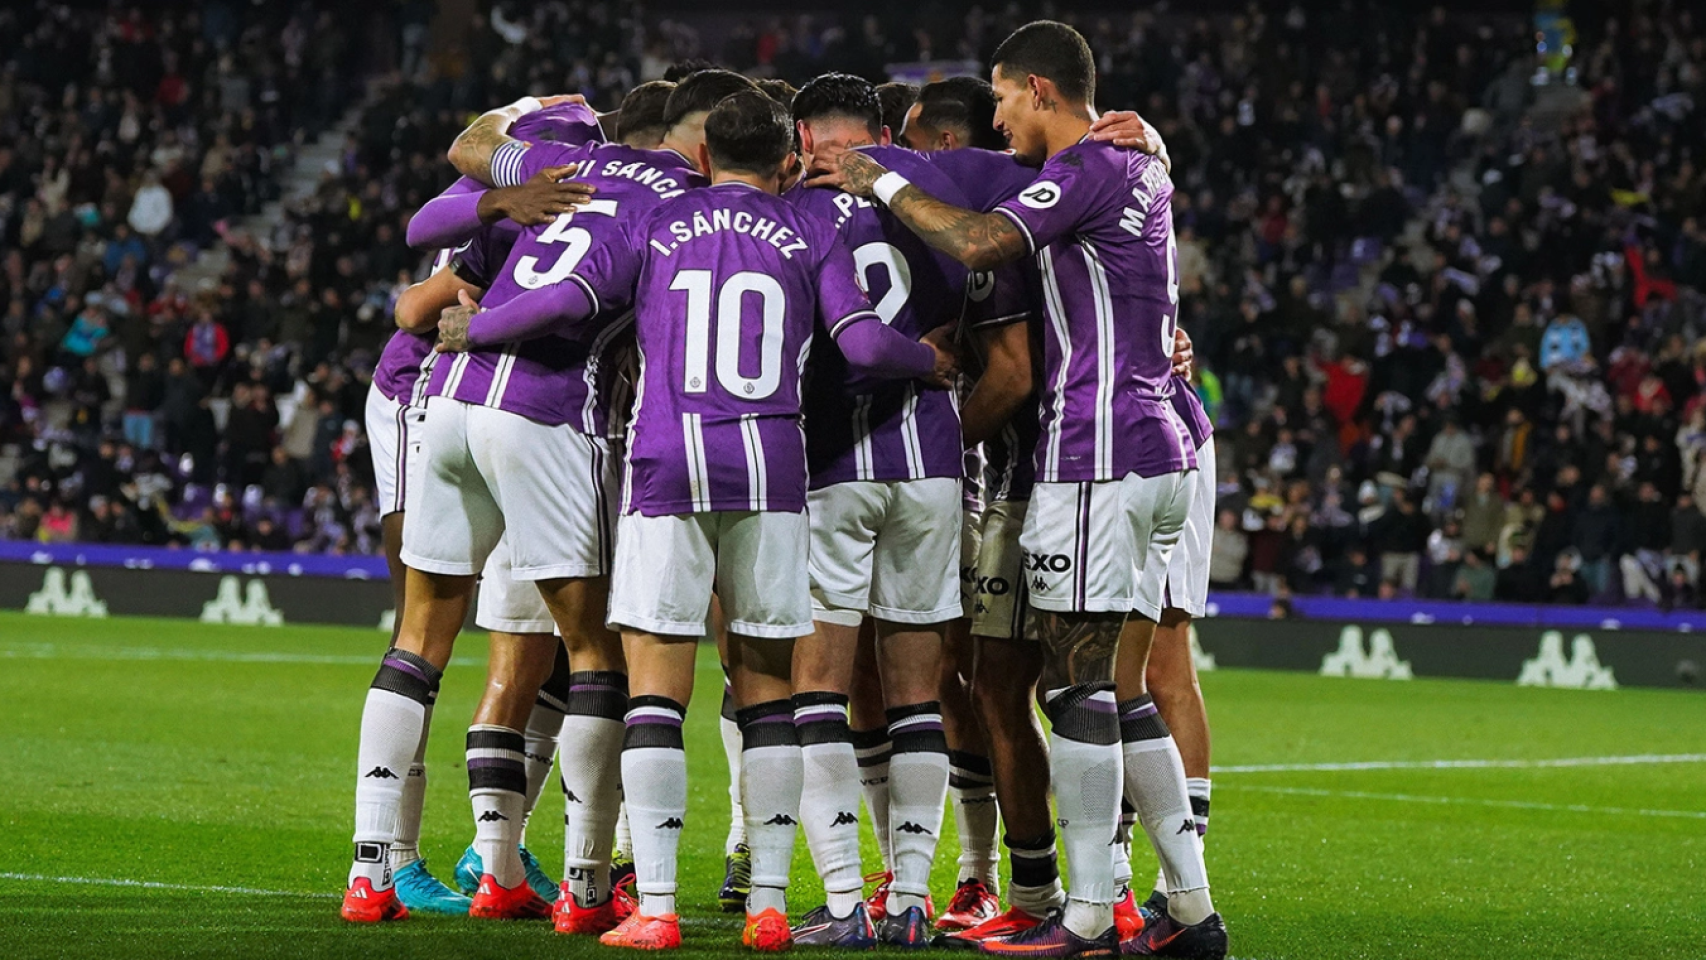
[
  {"left": 437, "top": 89, "right": 956, "bottom": 952},
  {"left": 783, "top": 73, "right": 970, "bottom": 949},
  {"left": 342, "top": 102, "right": 598, "bottom": 923},
  {"left": 808, "top": 21, "right": 1225, "bottom": 958},
  {"left": 422, "top": 72, "right": 754, "bottom": 930},
  {"left": 1133, "top": 351, "right": 1216, "bottom": 925}
]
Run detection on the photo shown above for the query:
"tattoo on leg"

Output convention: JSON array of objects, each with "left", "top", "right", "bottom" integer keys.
[{"left": 1031, "top": 611, "right": 1126, "bottom": 690}]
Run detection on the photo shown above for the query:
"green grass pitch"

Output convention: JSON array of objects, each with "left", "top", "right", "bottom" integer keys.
[{"left": 0, "top": 611, "right": 1701, "bottom": 959}]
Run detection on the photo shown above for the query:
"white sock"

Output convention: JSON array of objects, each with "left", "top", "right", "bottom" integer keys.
[
  {"left": 720, "top": 685, "right": 747, "bottom": 854},
  {"left": 623, "top": 696, "right": 687, "bottom": 917},
  {"left": 1006, "top": 832, "right": 1065, "bottom": 917},
  {"left": 468, "top": 724, "right": 528, "bottom": 890},
  {"left": 560, "top": 671, "right": 627, "bottom": 908},
  {"left": 1158, "top": 779, "right": 1212, "bottom": 896},
  {"left": 519, "top": 683, "right": 568, "bottom": 842},
  {"left": 794, "top": 692, "right": 864, "bottom": 916},
  {"left": 1045, "top": 684, "right": 1122, "bottom": 938},
  {"left": 885, "top": 702, "right": 949, "bottom": 914},
  {"left": 1112, "top": 798, "right": 1136, "bottom": 897},
  {"left": 949, "top": 750, "right": 1000, "bottom": 891},
  {"left": 390, "top": 703, "right": 433, "bottom": 871},
  {"left": 738, "top": 700, "right": 803, "bottom": 917},
  {"left": 351, "top": 650, "right": 440, "bottom": 890},
  {"left": 1119, "top": 696, "right": 1213, "bottom": 926},
  {"left": 851, "top": 727, "right": 893, "bottom": 872},
  {"left": 615, "top": 801, "right": 633, "bottom": 860}
]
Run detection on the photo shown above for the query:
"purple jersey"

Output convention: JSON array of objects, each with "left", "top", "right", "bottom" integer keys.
[
  {"left": 962, "top": 263, "right": 1041, "bottom": 503},
  {"left": 993, "top": 141, "right": 1196, "bottom": 482},
  {"left": 570, "top": 183, "right": 884, "bottom": 516},
  {"left": 426, "top": 143, "right": 706, "bottom": 431},
  {"left": 1169, "top": 374, "right": 1213, "bottom": 450},
  {"left": 923, "top": 148, "right": 1037, "bottom": 212},
  {"left": 789, "top": 146, "right": 968, "bottom": 488}
]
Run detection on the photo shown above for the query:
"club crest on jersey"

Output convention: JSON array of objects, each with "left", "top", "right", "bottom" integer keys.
[{"left": 1017, "top": 181, "right": 1061, "bottom": 209}]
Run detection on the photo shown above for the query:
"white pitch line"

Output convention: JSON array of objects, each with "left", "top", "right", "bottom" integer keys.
[
  {"left": 1229, "top": 784, "right": 1706, "bottom": 820},
  {"left": 0, "top": 642, "right": 483, "bottom": 668},
  {"left": 1213, "top": 753, "right": 1706, "bottom": 774},
  {"left": 0, "top": 872, "right": 339, "bottom": 898}
]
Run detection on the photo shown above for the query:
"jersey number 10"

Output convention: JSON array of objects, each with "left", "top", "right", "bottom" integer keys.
[{"left": 672, "top": 269, "right": 785, "bottom": 401}]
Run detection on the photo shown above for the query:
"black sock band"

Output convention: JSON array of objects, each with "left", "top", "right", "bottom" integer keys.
[
  {"left": 623, "top": 695, "right": 685, "bottom": 750},
  {"left": 566, "top": 670, "right": 629, "bottom": 720},
  {"left": 1005, "top": 830, "right": 1060, "bottom": 888},
  {"left": 1117, "top": 695, "right": 1170, "bottom": 743},
  {"left": 1046, "top": 683, "right": 1120, "bottom": 745},
  {"left": 467, "top": 726, "right": 527, "bottom": 793},
  {"left": 887, "top": 700, "right": 948, "bottom": 754},
  {"left": 737, "top": 699, "right": 799, "bottom": 749},
  {"left": 792, "top": 691, "right": 851, "bottom": 747},
  {"left": 371, "top": 649, "right": 442, "bottom": 705}
]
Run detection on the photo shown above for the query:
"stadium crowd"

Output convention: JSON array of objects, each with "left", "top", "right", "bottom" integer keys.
[{"left": 3, "top": 1, "right": 1706, "bottom": 608}]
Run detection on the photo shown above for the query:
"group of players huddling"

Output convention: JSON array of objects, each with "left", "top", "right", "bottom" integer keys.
[{"left": 342, "top": 19, "right": 1225, "bottom": 960}]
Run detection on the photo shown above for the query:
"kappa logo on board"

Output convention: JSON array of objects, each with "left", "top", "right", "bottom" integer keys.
[
  {"left": 1518, "top": 631, "right": 1617, "bottom": 690},
  {"left": 1319, "top": 625, "right": 1413, "bottom": 680},
  {"left": 200, "top": 576, "right": 283, "bottom": 626},
  {"left": 26, "top": 567, "right": 109, "bottom": 617}
]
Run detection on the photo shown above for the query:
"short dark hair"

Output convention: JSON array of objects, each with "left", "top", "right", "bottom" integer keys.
[
  {"left": 915, "top": 76, "right": 1004, "bottom": 150},
  {"left": 755, "top": 78, "right": 799, "bottom": 108},
  {"left": 792, "top": 73, "right": 882, "bottom": 138},
  {"left": 705, "top": 90, "right": 794, "bottom": 174},
  {"left": 662, "top": 69, "right": 759, "bottom": 130},
  {"left": 662, "top": 59, "right": 718, "bottom": 83},
  {"left": 875, "top": 81, "right": 920, "bottom": 135},
  {"left": 614, "top": 80, "right": 675, "bottom": 145},
  {"left": 991, "top": 20, "right": 1096, "bottom": 104}
]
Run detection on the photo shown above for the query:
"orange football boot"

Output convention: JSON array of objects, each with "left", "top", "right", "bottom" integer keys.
[
  {"left": 743, "top": 907, "right": 793, "bottom": 952},
  {"left": 341, "top": 877, "right": 409, "bottom": 923},
  {"left": 554, "top": 882, "right": 637, "bottom": 934},
  {"left": 600, "top": 911, "right": 683, "bottom": 950},
  {"left": 469, "top": 873, "right": 552, "bottom": 920}
]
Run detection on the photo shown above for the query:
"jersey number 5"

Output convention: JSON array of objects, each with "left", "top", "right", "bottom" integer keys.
[
  {"left": 511, "top": 199, "right": 620, "bottom": 289},
  {"left": 672, "top": 269, "right": 786, "bottom": 401}
]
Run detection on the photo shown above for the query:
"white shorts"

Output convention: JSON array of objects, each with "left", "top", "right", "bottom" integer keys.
[
  {"left": 959, "top": 508, "right": 984, "bottom": 619},
  {"left": 1164, "top": 441, "right": 1215, "bottom": 618},
  {"left": 608, "top": 510, "right": 810, "bottom": 639},
  {"left": 971, "top": 499, "right": 1029, "bottom": 641},
  {"left": 1020, "top": 472, "right": 1196, "bottom": 621},
  {"left": 400, "top": 398, "right": 617, "bottom": 580},
  {"left": 474, "top": 534, "right": 556, "bottom": 634},
  {"left": 807, "top": 478, "right": 963, "bottom": 627},
  {"left": 365, "top": 386, "right": 415, "bottom": 516}
]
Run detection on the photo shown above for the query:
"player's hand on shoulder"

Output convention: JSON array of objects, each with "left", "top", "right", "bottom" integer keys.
[
  {"left": 536, "top": 94, "right": 588, "bottom": 108},
  {"left": 1088, "top": 111, "right": 1169, "bottom": 170},
  {"left": 921, "top": 322, "right": 960, "bottom": 389},
  {"left": 804, "top": 143, "right": 887, "bottom": 198},
  {"left": 435, "top": 290, "right": 481, "bottom": 354},
  {"left": 488, "top": 165, "right": 595, "bottom": 226}
]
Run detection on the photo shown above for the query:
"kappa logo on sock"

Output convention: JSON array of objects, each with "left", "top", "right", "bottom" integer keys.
[
  {"left": 364, "top": 766, "right": 400, "bottom": 779},
  {"left": 895, "top": 821, "right": 932, "bottom": 836},
  {"left": 477, "top": 810, "right": 510, "bottom": 822},
  {"left": 762, "top": 814, "right": 798, "bottom": 826},
  {"left": 1174, "top": 818, "right": 1197, "bottom": 836},
  {"left": 831, "top": 811, "right": 858, "bottom": 827},
  {"left": 657, "top": 817, "right": 685, "bottom": 829}
]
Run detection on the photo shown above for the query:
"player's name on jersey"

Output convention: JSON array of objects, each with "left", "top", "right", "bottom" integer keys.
[
  {"left": 590, "top": 157, "right": 695, "bottom": 199},
  {"left": 650, "top": 204, "right": 811, "bottom": 260}
]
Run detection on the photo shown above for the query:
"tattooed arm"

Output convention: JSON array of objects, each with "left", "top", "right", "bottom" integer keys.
[
  {"left": 446, "top": 94, "right": 585, "bottom": 185},
  {"left": 806, "top": 147, "right": 1027, "bottom": 271}
]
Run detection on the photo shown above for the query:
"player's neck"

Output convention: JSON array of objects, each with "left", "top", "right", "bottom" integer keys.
[
  {"left": 711, "top": 169, "right": 776, "bottom": 194},
  {"left": 1041, "top": 104, "right": 1094, "bottom": 160}
]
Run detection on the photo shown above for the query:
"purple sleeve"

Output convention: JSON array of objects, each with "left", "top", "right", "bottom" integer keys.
[
  {"left": 834, "top": 316, "right": 936, "bottom": 379},
  {"left": 491, "top": 141, "right": 582, "bottom": 188},
  {"left": 994, "top": 146, "right": 1122, "bottom": 253},
  {"left": 407, "top": 191, "right": 487, "bottom": 250},
  {"left": 964, "top": 263, "right": 1033, "bottom": 330},
  {"left": 466, "top": 282, "right": 598, "bottom": 346},
  {"left": 817, "top": 238, "right": 882, "bottom": 335}
]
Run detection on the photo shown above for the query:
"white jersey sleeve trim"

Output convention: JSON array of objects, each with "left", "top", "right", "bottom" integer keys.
[
  {"left": 491, "top": 141, "right": 529, "bottom": 188},
  {"left": 994, "top": 206, "right": 1037, "bottom": 255}
]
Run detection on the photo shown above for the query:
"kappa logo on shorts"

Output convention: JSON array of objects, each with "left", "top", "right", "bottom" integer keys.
[{"left": 1024, "top": 553, "right": 1073, "bottom": 573}]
